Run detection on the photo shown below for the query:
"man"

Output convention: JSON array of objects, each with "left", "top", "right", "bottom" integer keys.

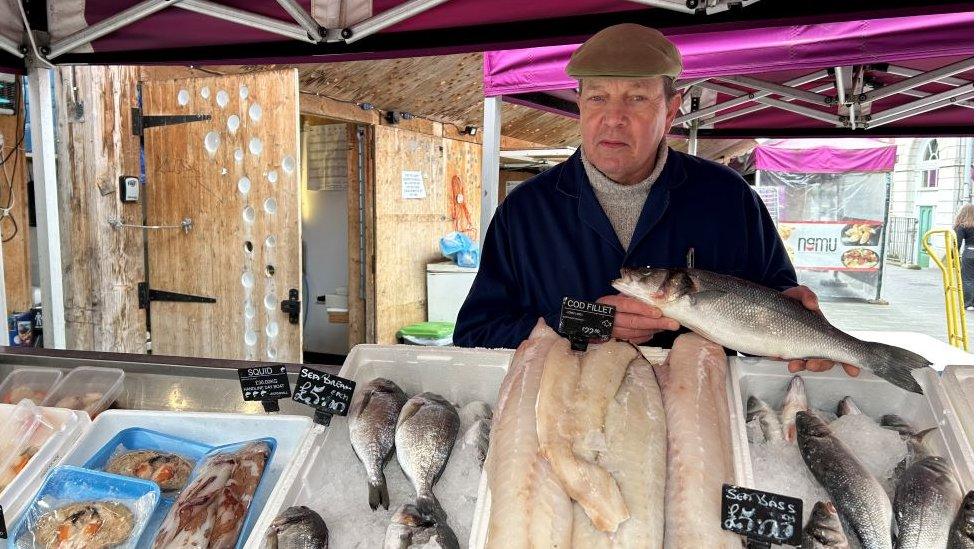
[{"left": 454, "top": 24, "right": 857, "bottom": 377}]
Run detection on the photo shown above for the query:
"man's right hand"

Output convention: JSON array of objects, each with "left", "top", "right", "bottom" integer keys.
[{"left": 597, "top": 294, "right": 681, "bottom": 344}]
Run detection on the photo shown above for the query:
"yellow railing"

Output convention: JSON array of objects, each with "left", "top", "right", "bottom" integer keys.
[{"left": 922, "top": 228, "right": 970, "bottom": 351}]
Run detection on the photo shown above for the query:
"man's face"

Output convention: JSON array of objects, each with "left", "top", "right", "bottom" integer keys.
[{"left": 578, "top": 77, "right": 682, "bottom": 185}]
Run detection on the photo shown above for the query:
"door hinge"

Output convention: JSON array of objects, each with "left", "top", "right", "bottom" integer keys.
[
  {"left": 131, "top": 107, "right": 211, "bottom": 136},
  {"left": 138, "top": 282, "right": 217, "bottom": 309},
  {"left": 280, "top": 289, "right": 301, "bottom": 325}
]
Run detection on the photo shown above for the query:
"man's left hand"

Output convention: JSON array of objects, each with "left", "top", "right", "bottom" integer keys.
[{"left": 781, "top": 285, "right": 861, "bottom": 377}]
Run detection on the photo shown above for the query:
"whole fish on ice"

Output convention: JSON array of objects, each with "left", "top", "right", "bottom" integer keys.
[
  {"left": 395, "top": 392, "right": 459, "bottom": 520},
  {"left": 383, "top": 503, "right": 459, "bottom": 549},
  {"left": 781, "top": 375, "right": 809, "bottom": 442},
  {"left": 746, "top": 396, "right": 783, "bottom": 443},
  {"left": 802, "top": 501, "right": 850, "bottom": 549},
  {"left": 348, "top": 377, "right": 408, "bottom": 510},
  {"left": 613, "top": 268, "right": 931, "bottom": 393},
  {"left": 265, "top": 506, "right": 329, "bottom": 549},
  {"left": 893, "top": 455, "right": 963, "bottom": 549}
]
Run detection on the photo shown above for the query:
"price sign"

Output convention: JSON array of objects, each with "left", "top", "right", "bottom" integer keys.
[
  {"left": 237, "top": 365, "right": 292, "bottom": 402},
  {"left": 558, "top": 297, "right": 615, "bottom": 351},
  {"left": 721, "top": 484, "right": 802, "bottom": 546},
  {"left": 292, "top": 367, "right": 356, "bottom": 417}
]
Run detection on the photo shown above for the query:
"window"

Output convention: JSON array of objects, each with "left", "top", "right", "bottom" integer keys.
[{"left": 919, "top": 139, "right": 940, "bottom": 188}]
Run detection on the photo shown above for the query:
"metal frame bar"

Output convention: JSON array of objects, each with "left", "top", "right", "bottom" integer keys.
[
  {"left": 0, "top": 35, "right": 24, "bottom": 59},
  {"left": 628, "top": 0, "right": 762, "bottom": 15},
  {"left": 699, "top": 80, "right": 843, "bottom": 126},
  {"left": 701, "top": 80, "right": 838, "bottom": 127},
  {"left": 673, "top": 70, "right": 825, "bottom": 125},
  {"left": 718, "top": 74, "right": 831, "bottom": 107},
  {"left": 49, "top": 0, "right": 182, "bottom": 59},
  {"left": 867, "top": 85, "right": 974, "bottom": 128},
  {"left": 834, "top": 66, "right": 849, "bottom": 105},
  {"left": 176, "top": 0, "right": 316, "bottom": 43},
  {"left": 480, "top": 96, "right": 502, "bottom": 245},
  {"left": 26, "top": 66, "right": 66, "bottom": 349},
  {"left": 863, "top": 57, "right": 973, "bottom": 103},
  {"left": 343, "top": 0, "right": 452, "bottom": 43},
  {"left": 886, "top": 64, "right": 972, "bottom": 88},
  {"left": 275, "top": 0, "right": 322, "bottom": 40}
]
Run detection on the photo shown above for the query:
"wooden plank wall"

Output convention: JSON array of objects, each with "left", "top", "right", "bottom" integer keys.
[
  {"left": 0, "top": 76, "right": 32, "bottom": 313},
  {"left": 55, "top": 66, "right": 147, "bottom": 353},
  {"left": 372, "top": 126, "right": 481, "bottom": 343}
]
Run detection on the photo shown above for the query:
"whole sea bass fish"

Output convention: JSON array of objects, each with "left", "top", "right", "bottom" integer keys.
[{"left": 612, "top": 268, "right": 930, "bottom": 393}]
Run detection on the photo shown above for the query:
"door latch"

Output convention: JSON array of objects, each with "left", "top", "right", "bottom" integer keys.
[{"left": 281, "top": 289, "right": 301, "bottom": 325}]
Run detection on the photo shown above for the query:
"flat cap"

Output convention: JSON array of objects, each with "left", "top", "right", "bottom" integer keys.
[{"left": 566, "top": 23, "right": 682, "bottom": 79}]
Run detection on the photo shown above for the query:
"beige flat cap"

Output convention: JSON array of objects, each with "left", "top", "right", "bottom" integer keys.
[{"left": 566, "top": 23, "right": 682, "bottom": 79}]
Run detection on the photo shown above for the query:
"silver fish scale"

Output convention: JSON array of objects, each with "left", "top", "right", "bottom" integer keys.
[
  {"left": 675, "top": 270, "right": 865, "bottom": 364},
  {"left": 350, "top": 383, "right": 406, "bottom": 484},
  {"left": 396, "top": 395, "right": 460, "bottom": 498},
  {"left": 894, "top": 456, "right": 962, "bottom": 549},
  {"left": 798, "top": 414, "right": 893, "bottom": 549}
]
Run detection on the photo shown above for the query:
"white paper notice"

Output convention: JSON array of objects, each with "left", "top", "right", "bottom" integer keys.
[{"left": 401, "top": 171, "right": 426, "bottom": 199}]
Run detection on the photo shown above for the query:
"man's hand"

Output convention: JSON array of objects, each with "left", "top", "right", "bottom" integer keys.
[
  {"left": 597, "top": 294, "right": 680, "bottom": 344},
  {"left": 781, "top": 285, "right": 861, "bottom": 377}
]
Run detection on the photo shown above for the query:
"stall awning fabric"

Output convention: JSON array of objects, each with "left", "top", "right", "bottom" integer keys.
[
  {"left": 754, "top": 138, "right": 897, "bottom": 173},
  {"left": 483, "top": 12, "right": 973, "bottom": 96}
]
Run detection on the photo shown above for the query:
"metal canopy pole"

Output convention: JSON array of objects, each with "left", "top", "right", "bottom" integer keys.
[
  {"left": 26, "top": 66, "right": 67, "bottom": 349},
  {"left": 343, "top": 0, "right": 451, "bottom": 43},
  {"left": 719, "top": 74, "right": 831, "bottom": 106},
  {"left": 867, "top": 85, "right": 974, "bottom": 128},
  {"left": 0, "top": 35, "right": 24, "bottom": 58},
  {"left": 833, "top": 67, "right": 849, "bottom": 105},
  {"left": 48, "top": 0, "right": 182, "bottom": 59},
  {"left": 863, "top": 58, "right": 974, "bottom": 103},
  {"left": 275, "top": 0, "right": 323, "bottom": 40},
  {"left": 699, "top": 81, "right": 843, "bottom": 126},
  {"left": 480, "top": 96, "right": 502, "bottom": 245},
  {"left": 176, "top": 0, "right": 316, "bottom": 43},
  {"left": 673, "top": 70, "right": 825, "bottom": 125}
]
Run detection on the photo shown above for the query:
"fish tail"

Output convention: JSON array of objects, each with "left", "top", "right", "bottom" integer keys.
[
  {"left": 860, "top": 342, "right": 930, "bottom": 394},
  {"left": 369, "top": 475, "right": 390, "bottom": 511},
  {"left": 415, "top": 493, "right": 443, "bottom": 520}
]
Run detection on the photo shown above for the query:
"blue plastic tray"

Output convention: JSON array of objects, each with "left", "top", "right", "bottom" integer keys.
[
  {"left": 83, "top": 427, "right": 213, "bottom": 472},
  {"left": 9, "top": 465, "right": 161, "bottom": 548}
]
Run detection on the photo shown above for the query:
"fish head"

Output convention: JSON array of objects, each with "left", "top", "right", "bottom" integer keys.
[
  {"left": 745, "top": 396, "right": 768, "bottom": 420},
  {"left": 269, "top": 506, "right": 311, "bottom": 532},
  {"left": 783, "top": 376, "right": 808, "bottom": 409},
  {"left": 795, "top": 410, "right": 829, "bottom": 439},
  {"left": 392, "top": 503, "right": 435, "bottom": 528},
  {"left": 613, "top": 267, "right": 692, "bottom": 306}
]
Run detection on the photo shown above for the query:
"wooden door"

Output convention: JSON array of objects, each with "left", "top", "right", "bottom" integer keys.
[
  {"left": 918, "top": 206, "right": 934, "bottom": 268},
  {"left": 141, "top": 70, "right": 302, "bottom": 362},
  {"left": 372, "top": 126, "right": 481, "bottom": 343}
]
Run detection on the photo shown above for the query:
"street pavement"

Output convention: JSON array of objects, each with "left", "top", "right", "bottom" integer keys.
[{"left": 820, "top": 262, "right": 975, "bottom": 348}]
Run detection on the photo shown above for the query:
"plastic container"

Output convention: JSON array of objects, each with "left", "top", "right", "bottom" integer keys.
[
  {"left": 0, "top": 368, "right": 62, "bottom": 404},
  {"left": 0, "top": 402, "right": 90, "bottom": 523},
  {"left": 245, "top": 344, "right": 513, "bottom": 549},
  {"left": 83, "top": 427, "right": 213, "bottom": 474},
  {"left": 942, "top": 364, "right": 974, "bottom": 445},
  {"left": 729, "top": 358, "right": 974, "bottom": 494},
  {"left": 8, "top": 465, "right": 161, "bottom": 549},
  {"left": 61, "top": 409, "right": 315, "bottom": 548},
  {"left": 42, "top": 366, "right": 125, "bottom": 417}
]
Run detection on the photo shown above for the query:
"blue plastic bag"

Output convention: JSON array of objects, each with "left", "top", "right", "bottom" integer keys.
[{"left": 439, "top": 232, "right": 480, "bottom": 268}]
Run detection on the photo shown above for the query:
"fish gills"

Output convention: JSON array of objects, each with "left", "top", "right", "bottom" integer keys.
[
  {"left": 795, "top": 411, "right": 893, "bottom": 549},
  {"left": 536, "top": 338, "right": 630, "bottom": 533},
  {"left": 654, "top": 333, "right": 740, "bottom": 549},
  {"left": 893, "top": 456, "right": 962, "bottom": 549},
  {"left": 485, "top": 320, "right": 572, "bottom": 549}
]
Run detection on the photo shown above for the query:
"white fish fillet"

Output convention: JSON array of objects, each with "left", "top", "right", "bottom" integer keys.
[
  {"left": 485, "top": 320, "right": 572, "bottom": 548},
  {"left": 599, "top": 356, "right": 667, "bottom": 549},
  {"left": 573, "top": 502, "right": 612, "bottom": 548},
  {"left": 537, "top": 338, "right": 632, "bottom": 533},
  {"left": 655, "top": 333, "right": 740, "bottom": 549}
]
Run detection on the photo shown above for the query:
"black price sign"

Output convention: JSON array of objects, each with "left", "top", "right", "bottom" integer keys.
[
  {"left": 292, "top": 367, "right": 356, "bottom": 416},
  {"left": 721, "top": 484, "right": 802, "bottom": 546},
  {"left": 558, "top": 297, "right": 615, "bottom": 351},
  {"left": 238, "top": 365, "right": 292, "bottom": 402},
  {"left": 0, "top": 504, "right": 7, "bottom": 539}
]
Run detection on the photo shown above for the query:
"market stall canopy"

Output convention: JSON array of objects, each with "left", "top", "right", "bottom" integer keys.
[
  {"left": 483, "top": 11, "right": 974, "bottom": 137},
  {"left": 0, "top": 0, "right": 967, "bottom": 70},
  {"left": 754, "top": 138, "right": 897, "bottom": 173}
]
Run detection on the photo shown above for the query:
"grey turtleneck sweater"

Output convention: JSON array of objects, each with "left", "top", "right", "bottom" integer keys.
[{"left": 581, "top": 140, "right": 669, "bottom": 250}]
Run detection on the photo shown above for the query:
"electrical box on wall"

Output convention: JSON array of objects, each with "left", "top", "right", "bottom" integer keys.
[{"left": 119, "top": 176, "right": 140, "bottom": 203}]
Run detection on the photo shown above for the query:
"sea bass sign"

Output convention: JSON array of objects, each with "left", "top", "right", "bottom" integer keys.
[{"left": 721, "top": 484, "right": 803, "bottom": 546}]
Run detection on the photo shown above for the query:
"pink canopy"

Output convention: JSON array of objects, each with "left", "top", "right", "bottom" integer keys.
[
  {"left": 482, "top": 11, "right": 974, "bottom": 137},
  {"left": 754, "top": 138, "right": 897, "bottom": 173}
]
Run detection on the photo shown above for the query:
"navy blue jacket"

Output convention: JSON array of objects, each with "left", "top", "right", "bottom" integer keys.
[{"left": 454, "top": 148, "right": 797, "bottom": 349}]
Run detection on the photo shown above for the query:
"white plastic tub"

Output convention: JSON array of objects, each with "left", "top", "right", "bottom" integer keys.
[
  {"left": 942, "top": 364, "right": 974, "bottom": 445},
  {"left": 56, "top": 409, "right": 316, "bottom": 547},
  {"left": 245, "top": 344, "right": 513, "bottom": 549},
  {"left": 0, "top": 403, "right": 90, "bottom": 524},
  {"left": 729, "top": 358, "right": 974, "bottom": 495}
]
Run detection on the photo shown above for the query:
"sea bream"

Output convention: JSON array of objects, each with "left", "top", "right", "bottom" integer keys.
[
  {"left": 613, "top": 268, "right": 931, "bottom": 393},
  {"left": 395, "top": 392, "right": 460, "bottom": 519},
  {"left": 265, "top": 506, "right": 329, "bottom": 549},
  {"left": 348, "top": 378, "right": 408, "bottom": 510}
]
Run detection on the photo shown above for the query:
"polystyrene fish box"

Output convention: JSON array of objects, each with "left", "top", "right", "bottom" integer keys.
[
  {"left": 942, "top": 364, "right": 974, "bottom": 445},
  {"left": 0, "top": 403, "right": 90, "bottom": 523},
  {"left": 57, "top": 409, "right": 316, "bottom": 547},
  {"left": 244, "top": 344, "right": 513, "bottom": 549},
  {"left": 728, "top": 358, "right": 974, "bottom": 494}
]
